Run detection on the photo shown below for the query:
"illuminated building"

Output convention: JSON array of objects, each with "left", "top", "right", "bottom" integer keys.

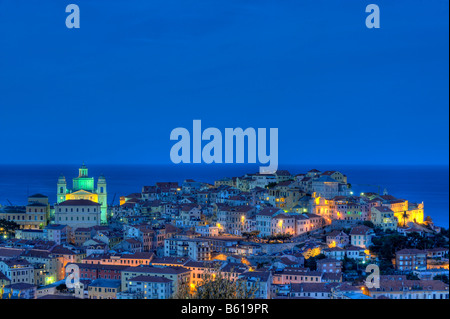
[
  {"left": 216, "top": 205, "right": 256, "bottom": 236},
  {"left": 164, "top": 237, "right": 211, "bottom": 261},
  {"left": 124, "top": 276, "right": 172, "bottom": 299},
  {"left": 57, "top": 163, "right": 107, "bottom": 224},
  {"left": 0, "top": 259, "right": 34, "bottom": 285},
  {"left": 88, "top": 279, "right": 121, "bottom": 299},
  {"left": 379, "top": 196, "right": 424, "bottom": 225},
  {"left": 0, "top": 194, "right": 50, "bottom": 230},
  {"left": 311, "top": 175, "right": 350, "bottom": 199},
  {"left": 55, "top": 200, "right": 101, "bottom": 230},
  {"left": 395, "top": 249, "right": 427, "bottom": 271},
  {"left": 368, "top": 275, "right": 449, "bottom": 299},
  {"left": 120, "top": 265, "right": 190, "bottom": 295},
  {"left": 326, "top": 230, "right": 349, "bottom": 248},
  {"left": 370, "top": 206, "right": 398, "bottom": 231},
  {"left": 349, "top": 225, "right": 375, "bottom": 249},
  {"left": 271, "top": 214, "right": 296, "bottom": 235}
]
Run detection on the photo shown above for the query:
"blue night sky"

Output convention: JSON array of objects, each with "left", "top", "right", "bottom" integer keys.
[{"left": 0, "top": 0, "right": 448, "bottom": 166}]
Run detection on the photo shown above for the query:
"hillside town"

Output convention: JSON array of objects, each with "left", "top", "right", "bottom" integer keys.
[{"left": 0, "top": 164, "right": 448, "bottom": 300}]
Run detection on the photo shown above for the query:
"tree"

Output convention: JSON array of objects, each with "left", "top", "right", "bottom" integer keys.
[
  {"left": 433, "top": 275, "right": 449, "bottom": 285},
  {"left": 439, "top": 227, "right": 449, "bottom": 238},
  {"left": 304, "top": 253, "right": 326, "bottom": 271},
  {"left": 362, "top": 221, "right": 375, "bottom": 228},
  {"left": 378, "top": 259, "right": 394, "bottom": 274},
  {"left": 242, "top": 231, "right": 260, "bottom": 240},
  {"left": 406, "top": 273, "right": 420, "bottom": 280},
  {"left": 266, "top": 182, "right": 277, "bottom": 189},
  {"left": 172, "top": 264, "right": 258, "bottom": 299},
  {"left": 256, "top": 262, "right": 269, "bottom": 269},
  {"left": 56, "top": 284, "right": 67, "bottom": 292},
  {"left": 424, "top": 216, "right": 434, "bottom": 229},
  {"left": 406, "top": 233, "right": 434, "bottom": 250},
  {"left": 265, "top": 233, "right": 293, "bottom": 243},
  {"left": 401, "top": 211, "right": 410, "bottom": 227},
  {"left": 0, "top": 219, "right": 19, "bottom": 238},
  {"left": 342, "top": 256, "right": 358, "bottom": 272},
  {"left": 370, "top": 234, "right": 408, "bottom": 261}
]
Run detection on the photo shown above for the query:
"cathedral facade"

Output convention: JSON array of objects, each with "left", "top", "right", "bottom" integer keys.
[{"left": 57, "top": 164, "right": 107, "bottom": 224}]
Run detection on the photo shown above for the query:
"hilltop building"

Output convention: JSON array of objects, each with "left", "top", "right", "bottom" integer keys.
[{"left": 57, "top": 164, "right": 107, "bottom": 224}]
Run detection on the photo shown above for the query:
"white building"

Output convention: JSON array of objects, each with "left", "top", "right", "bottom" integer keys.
[
  {"left": 195, "top": 225, "right": 219, "bottom": 237},
  {"left": 164, "top": 238, "right": 211, "bottom": 261},
  {"left": 0, "top": 259, "right": 35, "bottom": 285},
  {"left": 54, "top": 200, "right": 101, "bottom": 230},
  {"left": 127, "top": 275, "right": 173, "bottom": 299}
]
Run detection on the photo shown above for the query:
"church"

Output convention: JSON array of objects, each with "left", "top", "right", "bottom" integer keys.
[{"left": 57, "top": 163, "right": 107, "bottom": 224}]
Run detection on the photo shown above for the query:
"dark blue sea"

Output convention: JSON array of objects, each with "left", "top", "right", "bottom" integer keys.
[{"left": 0, "top": 164, "right": 448, "bottom": 227}]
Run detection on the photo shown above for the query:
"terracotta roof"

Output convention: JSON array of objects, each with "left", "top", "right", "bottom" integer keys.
[
  {"left": 371, "top": 277, "right": 449, "bottom": 292},
  {"left": 151, "top": 257, "right": 190, "bottom": 265},
  {"left": 396, "top": 249, "right": 426, "bottom": 255},
  {"left": 0, "top": 248, "right": 24, "bottom": 258},
  {"left": 349, "top": 225, "right": 373, "bottom": 235},
  {"left": 57, "top": 199, "right": 100, "bottom": 206},
  {"left": 0, "top": 271, "right": 10, "bottom": 281},
  {"left": 4, "top": 283, "right": 36, "bottom": 290},
  {"left": 373, "top": 206, "right": 394, "bottom": 213},
  {"left": 258, "top": 207, "right": 283, "bottom": 217},
  {"left": 129, "top": 275, "right": 172, "bottom": 283},
  {"left": 327, "top": 230, "right": 348, "bottom": 238},
  {"left": 28, "top": 194, "right": 48, "bottom": 198},
  {"left": 1, "top": 259, "right": 30, "bottom": 267},
  {"left": 122, "top": 265, "right": 191, "bottom": 275},
  {"left": 69, "top": 263, "right": 129, "bottom": 271}
]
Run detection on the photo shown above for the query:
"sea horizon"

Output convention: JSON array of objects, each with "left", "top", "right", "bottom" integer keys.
[{"left": 0, "top": 163, "right": 448, "bottom": 227}]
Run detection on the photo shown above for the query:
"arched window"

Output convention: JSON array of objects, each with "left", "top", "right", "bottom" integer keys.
[{"left": 60, "top": 187, "right": 64, "bottom": 194}]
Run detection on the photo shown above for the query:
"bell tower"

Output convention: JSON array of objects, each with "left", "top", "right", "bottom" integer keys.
[
  {"left": 97, "top": 174, "right": 107, "bottom": 224},
  {"left": 57, "top": 174, "right": 67, "bottom": 203},
  {"left": 79, "top": 162, "right": 88, "bottom": 177}
]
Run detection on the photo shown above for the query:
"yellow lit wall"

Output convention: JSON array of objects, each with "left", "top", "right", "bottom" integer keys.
[
  {"left": 66, "top": 192, "right": 98, "bottom": 203},
  {"left": 394, "top": 208, "right": 424, "bottom": 225}
]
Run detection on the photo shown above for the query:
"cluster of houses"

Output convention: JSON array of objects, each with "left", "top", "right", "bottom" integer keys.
[{"left": 0, "top": 168, "right": 448, "bottom": 299}]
